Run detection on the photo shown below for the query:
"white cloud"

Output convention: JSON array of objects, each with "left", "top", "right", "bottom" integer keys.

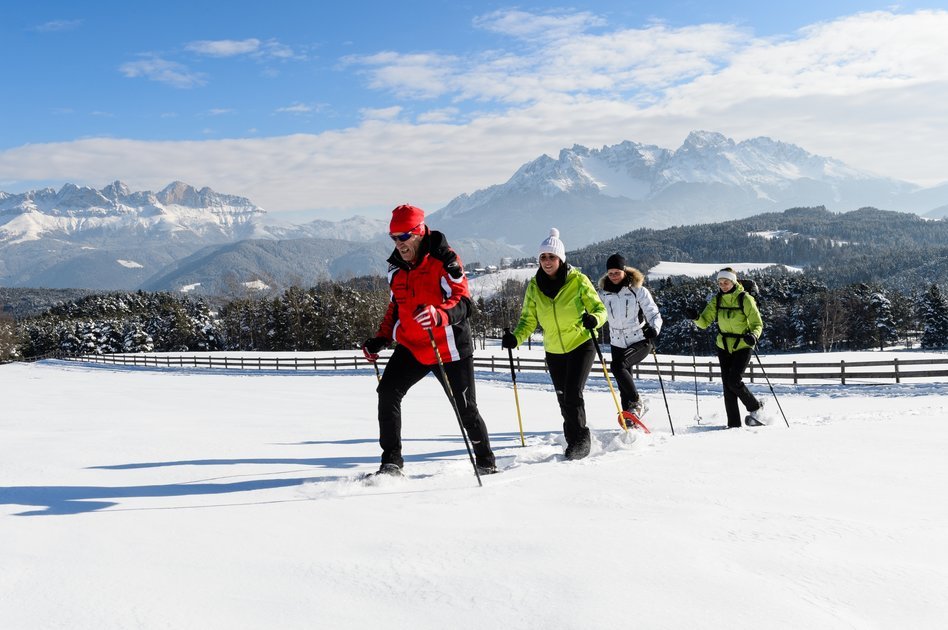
[
  {"left": 416, "top": 108, "right": 461, "bottom": 123},
  {"left": 185, "top": 38, "right": 261, "bottom": 57},
  {"left": 343, "top": 52, "right": 460, "bottom": 99},
  {"left": 185, "top": 37, "right": 302, "bottom": 61},
  {"left": 32, "top": 19, "right": 82, "bottom": 33},
  {"left": 472, "top": 9, "right": 605, "bottom": 41},
  {"left": 6, "top": 8, "right": 948, "bottom": 218},
  {"left": 359, "top": 106, "right": 402, "bottom": 120},
  {"left": 119, "top": 57, "right": 206, "bottom": 88},
  {"left": 276, "top": 103, "right": 315, "bottom": 114}
]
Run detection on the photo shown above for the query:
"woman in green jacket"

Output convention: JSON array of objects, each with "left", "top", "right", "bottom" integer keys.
[
  {"left": 502, "top": 228, "right": 607, "bottom": 460},
  {"left": 686, "top": 268, "right": 765, "bottom": 428}
]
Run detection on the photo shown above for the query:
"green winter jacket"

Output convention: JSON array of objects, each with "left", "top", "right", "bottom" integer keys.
[
  {"left": 512, "top": 267, "right": 607, "bottom": 354},
  {"left": 694, "top": 282, "right": 764, "bottom": 352}
]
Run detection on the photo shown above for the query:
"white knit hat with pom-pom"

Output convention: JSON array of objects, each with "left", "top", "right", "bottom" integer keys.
[{"left": 538, "top": 228, "right": 566, "bottom": 263}]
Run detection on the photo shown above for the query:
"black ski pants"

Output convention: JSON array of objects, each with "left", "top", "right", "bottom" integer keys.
[
  {"left": 716, "top": 347, "right": 761, "bottom": 428},
  {"left": 545, "top": 339, "right": 596, "bottom": 447},
  {"left": 377, "top": 344, "right": 494, "bottom": 468},
  {"left": 610, "top": 340, "right": 652, "bottom": 412}
]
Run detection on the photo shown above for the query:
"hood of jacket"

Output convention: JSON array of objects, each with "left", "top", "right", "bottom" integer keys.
[{"left": 598, "top": 266, "right": 644, "bottom": 292}]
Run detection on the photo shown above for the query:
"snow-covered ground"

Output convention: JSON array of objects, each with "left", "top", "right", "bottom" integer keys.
[
  {"left": 467, "top": 267, "right": 536, "bottom": 299},
  {"left": 647, "top": 260, "right": 803, "bottom": 280},
  {"left": 3, "top": 349, "right": 948, "bottom": 629}
]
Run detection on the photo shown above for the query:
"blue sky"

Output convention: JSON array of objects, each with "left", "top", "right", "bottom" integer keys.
[{"left": 3, "top": 1, "right": 948, "bottom": 221}]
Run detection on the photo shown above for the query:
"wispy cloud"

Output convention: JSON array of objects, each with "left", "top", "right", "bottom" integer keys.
[
  {"left": 185, "top": 38, "right": 303, "bottom": 61},
  {"left": 343, "top": 52, "right": 459, "bottom": 99},
  {"left": 31, "top": 19, "right": 82, "bottom": 33},
  {"left": 119, "top": 57, "right": 206, "bottom": 88},
  {"left": 275, "top": 103, "right": 322, "bottom": 114},
  {"left": 185, "top": 38, "right": 261, "bottom": 57},
  {"left": 360, "top": 106, "right": 402, "bottom": 121},
  {"left": 207, "top": 108, "right": 235, "bottom": 116},
  {"left": 472, "top": 8, "right": 605, "bottom": 41},
  {"left": 6, "top": 9, "right": 948, "bottom": 215},
  {"left": 345, "top": 14, "right": 745, "bottom": 105}
]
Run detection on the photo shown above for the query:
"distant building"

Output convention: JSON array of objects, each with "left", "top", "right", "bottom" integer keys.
[{"left": 485, "top": 265, "right": 498, "bottom": 273}]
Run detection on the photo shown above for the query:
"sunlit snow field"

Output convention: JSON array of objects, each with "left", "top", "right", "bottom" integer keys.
[{"left": 2, "top": 348, "right": 947, "bottom": 629}]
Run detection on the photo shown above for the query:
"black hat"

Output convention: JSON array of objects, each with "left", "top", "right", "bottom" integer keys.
[{"left": 606, "top": 253, "right": 626, "bottom": 270}]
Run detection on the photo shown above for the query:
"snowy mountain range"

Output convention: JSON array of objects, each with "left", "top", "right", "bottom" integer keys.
[
  {"left": 3, "top": 130, "right": 947, "bottom": 293},
  {"left": 0, "top": 181, "right": 518, "bottom": 293},
  {"left": 428, "top": 131, "right": 935, "bottom": 247}
]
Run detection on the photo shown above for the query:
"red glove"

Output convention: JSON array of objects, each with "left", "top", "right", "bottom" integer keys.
[{"left": 413, "top": 305, "right": 444, "bottom": 329}]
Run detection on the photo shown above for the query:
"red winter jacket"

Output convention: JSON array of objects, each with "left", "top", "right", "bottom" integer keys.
[{"left": 375, "top": 229, "right": 474, "bottom": 365}]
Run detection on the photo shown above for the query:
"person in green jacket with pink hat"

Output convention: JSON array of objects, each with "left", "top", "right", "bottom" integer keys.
[{"left": 502, "top": 228, "right": 607, "bottom": 460}]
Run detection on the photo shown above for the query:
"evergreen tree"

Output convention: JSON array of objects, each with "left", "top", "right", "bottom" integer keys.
[
  {"left": 920, "top": 284, "right": 948, "bottom": 349},
  {"left": 869, "top": 290, "right": 898, "bottom": 350}
]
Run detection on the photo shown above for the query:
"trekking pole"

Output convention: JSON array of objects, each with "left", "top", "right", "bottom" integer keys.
[
  {"left": 752, "top": 347, "right": 790, "bottom": 428},
  {"left": 689, "top": 327, "right": 702, "bottom": 424},
  {"left": 373, "top": 361, "right": 381, "bottom": 384},
  {"left": 504, "top": 328, "right": 526, "bottom": 447},
  {"left": 651, "top": 349, "right": 675, "bottom": 435},
  {"left": 587, "top": 327, "right": 637, "bottom": 433},
  {"left": 426, "top": 329, "right": 482, "bottom": 486}
]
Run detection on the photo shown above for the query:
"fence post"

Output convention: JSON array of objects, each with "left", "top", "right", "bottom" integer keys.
[
  {"left": 894, "top": 357, "right": 900, "bottom": 384},
  {"left": 670, "top": 359, "right": 675, "bottom": 381},
  {"left": 841, "top": 359, "right": 846, "bottom": 385},
  {"left": 793, "top": 361, "right": 798, "bottom": 385},
  {"left": 749, "top": 362, "right": 754, "bottom": 383},
  {"left": 491, "top": 356, "right": 495, "bottom": 373},
  {"left": 708, "top": 361, "right": 714, "bottom": 382},
  {"left": 224, "top": 356, "right": 229, "bottom": 369}
]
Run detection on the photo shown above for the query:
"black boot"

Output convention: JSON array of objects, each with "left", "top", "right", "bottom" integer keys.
[
  {"left": 564, "top": 431, "right": 591, "bottom": 461},
  {"left": 375, "top": 463, "right": 404, "bottom": 476},
  {"left": 473, "top": 440, "right": 496, "bottom": 474}
]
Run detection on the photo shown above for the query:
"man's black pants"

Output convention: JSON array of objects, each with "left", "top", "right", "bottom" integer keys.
[{"left": 377, "top": 344, "right": 493, "bottom": 467}]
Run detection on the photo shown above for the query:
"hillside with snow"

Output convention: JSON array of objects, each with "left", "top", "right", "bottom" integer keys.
[{"left": 2, "top": 350, "right": 947, "bottom": 629}]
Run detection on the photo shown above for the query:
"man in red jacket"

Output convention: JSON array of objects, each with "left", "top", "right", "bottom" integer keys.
[{"left": 362, "top": 204, "right": 497, "bottom": 476}]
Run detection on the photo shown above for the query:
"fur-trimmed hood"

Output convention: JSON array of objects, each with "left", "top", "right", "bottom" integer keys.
[{"left": 598, "top": 266, "right": 645, "bottom": 292}]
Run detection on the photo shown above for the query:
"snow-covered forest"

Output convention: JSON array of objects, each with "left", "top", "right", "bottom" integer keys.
[{"left": 4, "top": 268, "right": 948, "bottom": 363}]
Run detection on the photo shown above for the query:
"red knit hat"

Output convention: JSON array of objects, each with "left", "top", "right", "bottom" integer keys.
[{"left": 390, "top": 204, "right": 425, "bottom": 234}]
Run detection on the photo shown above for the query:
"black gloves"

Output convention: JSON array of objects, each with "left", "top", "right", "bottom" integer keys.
[
  {"left": 742, "top": 333, "right": 757, "bottom": 347},
  {"left": 643, "top": 325, "right": 658, "bottom": 340},
  {"left": 684, "top": 307, "right": 699, "bottom": 320},
  {"left": 581, "top": 313, "right": 598, "bottom": 330},
  {"left": 362, "top": 337, "right": 388, "bottom": 362},
  {"left": 501, "top": 331, "right": 518, "bottom": 349}
]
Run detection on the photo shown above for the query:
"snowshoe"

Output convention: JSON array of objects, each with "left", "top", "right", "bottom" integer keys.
[
  {"left": 361, "top": 463, "right": 404, "bottom": 480},
  {"left": 476, "top": 463, "right": 500, "bottom": 475},
  {"left": 619, "top": 410, "right": 651, "bottom": 433},
  {"left": 744, "top": 415, "right": 765, "bottom": 427},
  {"left": 745, "top": 402, "right": 765, "bottom": 427}
]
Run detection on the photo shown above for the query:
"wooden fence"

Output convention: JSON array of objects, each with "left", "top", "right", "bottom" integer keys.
[{"left": 57, "top": 352, "right": 948, "bottom": 384}]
